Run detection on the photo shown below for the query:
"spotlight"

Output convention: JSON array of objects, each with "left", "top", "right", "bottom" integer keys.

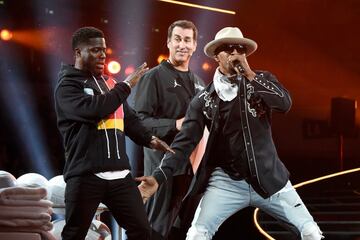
[
  {"left": 0, "top": 29, "right": 13, "bottom": 41},
  {"left": 107, "top": 60, "right": 121, "bottom": 74},
  {"left": 124, "top": 65, "right": 135, "bottom": 76},
  {"left": 202, "top": 62, "right": 211, "bottom": 71},
  {"left": 158, "top": 0, "right": 236, "bottom": 15},
  {"left": 157, "top": 54, "right": 168, "bottom": 64}
]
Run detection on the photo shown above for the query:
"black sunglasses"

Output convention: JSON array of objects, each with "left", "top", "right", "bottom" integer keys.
[{"left": 215, "top": 44, "right": 246, "bottom": 55}]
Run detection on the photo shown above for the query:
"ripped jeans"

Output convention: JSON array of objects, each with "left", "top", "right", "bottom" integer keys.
[{"left": 186, "top": 167, "right": 323, "bottom": 240}]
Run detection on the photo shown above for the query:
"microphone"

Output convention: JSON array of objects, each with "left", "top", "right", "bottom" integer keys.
[{"left": 232, "top": 60, "right": 245, "bottom": 74}]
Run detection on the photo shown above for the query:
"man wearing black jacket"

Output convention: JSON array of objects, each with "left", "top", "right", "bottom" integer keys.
[
  {"left": 132, "top": 20, "right": 203, "bottom": 239},
  {"left": 54, "top": 26, "right": 172, "bottom": 240},
  {"left": 137, "top": 27, "right": 324, "bottom": 240}
]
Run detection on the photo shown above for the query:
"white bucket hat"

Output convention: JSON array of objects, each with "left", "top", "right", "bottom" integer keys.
[{"left": 204, "top": 27, "right": 257, "bottom": 57}]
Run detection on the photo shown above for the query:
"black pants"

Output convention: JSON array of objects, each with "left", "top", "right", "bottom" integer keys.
[{"left": 62, "top": 173, "right": 151, "bottom": 240}]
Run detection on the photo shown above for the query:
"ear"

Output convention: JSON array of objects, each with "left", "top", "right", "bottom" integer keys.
[
  {"left": 75, "top": 48, "right": 81, "bottom": 58},
  {"left": 214, "top": 55, "right": 219, "bottom": 63}
]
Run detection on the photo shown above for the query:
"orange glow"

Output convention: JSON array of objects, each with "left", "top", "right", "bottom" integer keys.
[
  {"left": 124, "top": 65, "right": 135, "bottom": 76},
  {"left": 11, "top": 29, "right": 47, "bottom": 50},
  {"left": 0, "top": 29, "right": 13, "bottom": 41},
  {"left": 202, "top": 62, "right": 211, "bottom": 71},
  {"left": 4, "top": 28, "right": 68, "bottom": 56},
  {"left": 157, "top": 54, "right": 168, "bottom": 64},
  {"left": 106, "top": 48, "right": 113, "bottom": 55},
  {"left": 107, "top": 61, "right": 121, "bottom": 74}
]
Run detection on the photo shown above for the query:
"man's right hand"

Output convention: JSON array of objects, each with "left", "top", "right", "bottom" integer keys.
[
  {"left": 124, "top": 62, "right": 149, "bottom": 88},
  {"left": 135, "top": 176, "right": 159, "bottom": 203}
]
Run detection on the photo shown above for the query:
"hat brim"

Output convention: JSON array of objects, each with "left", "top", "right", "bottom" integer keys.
[{"left": 204, "top": 37, "right": 258, "bottom": 57}]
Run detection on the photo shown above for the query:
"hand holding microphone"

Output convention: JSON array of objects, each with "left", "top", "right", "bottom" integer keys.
[
  {"left": 228, "top": 55, "right": 256, "bottom": 81},
  {"left": 228, "top": 54, "right": 247, "bottom": 76},
  {"left": 232, "top": 60, "right": 245, "bottom": 75}
]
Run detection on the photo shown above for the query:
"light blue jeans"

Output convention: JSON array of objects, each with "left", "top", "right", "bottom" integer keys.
[{"left": 186, "top": 167, "right": 323, "bottom": 240}]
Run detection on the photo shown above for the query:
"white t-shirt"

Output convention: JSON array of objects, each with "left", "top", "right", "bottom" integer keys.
[{"left": 95, "top": 169, "right": 130, "bottom": 180}]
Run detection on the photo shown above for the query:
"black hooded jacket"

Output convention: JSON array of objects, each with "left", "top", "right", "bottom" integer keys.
[{"left": 55, "top": 64, "right": 152, "bottom": 181}]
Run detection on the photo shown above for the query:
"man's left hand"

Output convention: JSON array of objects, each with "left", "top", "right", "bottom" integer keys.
[{"left": 228, "top": 54, "right": 256, "bottom": 81}]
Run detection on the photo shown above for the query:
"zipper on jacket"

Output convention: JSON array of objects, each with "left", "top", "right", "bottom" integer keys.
[{"left": 92, "top": 75, "right": 121, "bottom": 159}]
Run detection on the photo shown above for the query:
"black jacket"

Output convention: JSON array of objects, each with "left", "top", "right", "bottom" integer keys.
[
  {"left": 55, "top": 64, "right": 152, "bottom": 181},
  {"left": 153, "top": 70, "right": 292, "bottom": 198},
  {"left": 133, "top": 60, "right": 204, "bottom": 145}
]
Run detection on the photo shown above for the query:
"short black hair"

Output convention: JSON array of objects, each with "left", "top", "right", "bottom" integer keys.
[
  {"left": 71, "top": 26, "right": 104, "bottom": 50},
  {"left": 167, "top": 20, "right": 198, "bottom": 42}
]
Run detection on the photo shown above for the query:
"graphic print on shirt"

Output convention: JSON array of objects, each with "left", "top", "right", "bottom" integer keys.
[
  {"left": 246, "top": 83, "right": 257, "bottom": 117},
  {"left": 199, "top": 90, "right": 215, "bottom": 120},
  {"left": 96, "top": 77, "right": 124, "bottom": 130},
  {"left": 173, "top": 79, "right": 182, "bottom": 88}
]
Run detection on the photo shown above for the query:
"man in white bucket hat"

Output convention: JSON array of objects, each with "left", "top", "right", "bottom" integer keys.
[{"left": 137, "top": 27, "right": 324, "bottom": 240}]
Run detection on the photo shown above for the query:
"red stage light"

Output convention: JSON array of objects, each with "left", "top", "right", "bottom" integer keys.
[
  {"left": 107, "top": 61, "right": 121, "bottom": 74},
  {"left": 0, "top": 29, "right": 13, "bottom": 41},
  {"left": 124, "top": 65, "right": 135, "bottom": 76}
]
